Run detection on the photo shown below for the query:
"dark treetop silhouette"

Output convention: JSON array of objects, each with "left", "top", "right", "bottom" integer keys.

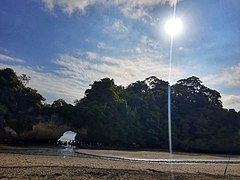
[{"left": 0, "top": 68, "right": 240, "bottom": 154}]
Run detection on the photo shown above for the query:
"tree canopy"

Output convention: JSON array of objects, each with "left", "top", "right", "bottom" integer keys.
[{"left": 0, "top": 68, "right": 240, "bottom": 154}]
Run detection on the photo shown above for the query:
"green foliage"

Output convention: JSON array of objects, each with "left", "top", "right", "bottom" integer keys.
[
  {"left": 75, "top": 78, "right": 129, "bottom": 145},
  {"left": 0, "top": 68, "right": 45, "bottom": 134},
  {"left": 1, "top": 68, "right": 240, "bottom": 154}
]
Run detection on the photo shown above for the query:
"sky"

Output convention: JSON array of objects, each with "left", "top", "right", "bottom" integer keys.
[
  {"left": 58, "top": 130, "right": 77, "bottom": 143},
  {"left": 0, "top": 0, "right": 240, "bottom": 111}
]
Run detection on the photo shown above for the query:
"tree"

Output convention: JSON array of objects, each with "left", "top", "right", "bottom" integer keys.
[
  {"left": 1, "top": 68, "right": 240, "bottom": 153},
  {"left": 52, "top": 99, "right": 68, "bottom": 108},
  {"left": 18, "top": 74, "right": 31, "bottom": 86},
  {"left": 0, "top": 68, "right": 45, "bottom": 135},
  {"left": 75, "top": 78, "right": 130, "bottom": 145}
]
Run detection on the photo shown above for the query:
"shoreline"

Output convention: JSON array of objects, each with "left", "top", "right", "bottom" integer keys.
[
  {"left": 1, "top": 145, "right": 240, "bottom": 179},
  {"left": 1, "top": 153, "right": 239, "bottom": 180},
  {"left": 0, "top": 150, "right": 240, "bottom": 179},
  {"left": 75, "top": 149, "right": 240, "bottom": 163}
]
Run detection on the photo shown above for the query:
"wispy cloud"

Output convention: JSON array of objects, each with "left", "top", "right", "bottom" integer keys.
[
  {"left": 1, "top": 54, "right": 239, "bottom": 111},
  {"left": 0, "top": 47, "right": 9, "bottom": 53},
  {"left": 112, "top": 20, "right": 128, "bottom": 33},
  {"left": 84, "top": 51, "right": 97, "bottom": 60},
  {"left": 0, "top": 63, "right": 84, "bottom": 103},
  {"left": 41, "top": 0, "right": 96, "bottom": 14},
  {"left": 97, "top": 42, "right": 114, "bottom": 50},
  {"left": 54, "top": 51, "right": 183, "bottom": 87},
  {"left": 103, "top": 19, "right": 129, "bottom": 39},
  {"left": 120, "top": 5, "right": 148, "bottom": 19},
  {"left": 0, "top": 54, "right": 24, "bottom": 63},
  {"left": 41, "top": 0, "right": 179, "bottom": 18},
  {"left": 202, "top": 64, "right": 240, "bottom": 111},
  {"left": 0, "top": 48, "right": 182, "bottom": 104},
  {"left": 203, "top": 64, "right": 240, "bottom": 88},
  {"left": 140, "top": 36, "right": 160, "bottom": 50},
  {"left": 221, "top": 94, "right": 240, "bottom": 111},
  {"left": 114, "top": 0, "right": 179, "bottom": 19}
]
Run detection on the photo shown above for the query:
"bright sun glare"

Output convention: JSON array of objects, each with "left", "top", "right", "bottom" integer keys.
[{"left": 164, "top": 17, "right": 183, "bottom": 36}]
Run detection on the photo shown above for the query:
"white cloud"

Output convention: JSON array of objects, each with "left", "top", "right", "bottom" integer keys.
[
  {"left": 97, "top": 42, "right": 114, "bottom": 50},
  {"left": 6, "top": 51, "right": 239, "bottom": 111},
  {"left": 113, "top": 0, "right": 178, "bottom": 19},
  {"left": 0, "top": 47, "right": 9, "bottom": 53},
  {"left": 41, "top": 0, "right": 97, "bottom": 14},
  {"left": 41, "top": 0, "right": 178, "bottom": 18},
  {"left": 221, "top": 94, "right": 240, "bottom": 112},
  {"left": 54, "top": 51, "right": 183, "bottom": 88},
  {"left": 201, "top": 64, "right": 240, "bottom": 111},
  {"left": 121, "top": 6, "right": 148, "bottom": 19},
  {"left": 0, "top": 46, "right": 184, "bottom": 104},
  {"left": 0, "top": 63, "right": 85, "bottom": 104},
  {"left": 0, "top": 54, "right": 24, "bottom": 63},
  {"left": 140, "top": 36, "right": 159, "bottom": 50},
  {"left": 203, "top": 64, "right": 240, "bottom": 88},
  {"left": 85, "top": 51, "right": 97, "bottom": 60},
  {"left": 135, "top": 47, "right": 142, "bottom": 54},
  {"left": 103, "top": 19, "right": 129, "bottom": 39},
  {"left": 112, "top": 20, "right": 128, "bottom": 32}
]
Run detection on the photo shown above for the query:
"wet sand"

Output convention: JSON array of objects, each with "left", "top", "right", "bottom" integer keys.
[
  {"left": 77, "top": 148, "right": 240, "bottom": 160},
  {"left": 0, "top": 145, "right": 240, "bottom": 179}
]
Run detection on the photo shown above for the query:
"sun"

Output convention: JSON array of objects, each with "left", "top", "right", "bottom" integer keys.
[{"left": 164, "top": 17, "right": 183, "bottom": 36}]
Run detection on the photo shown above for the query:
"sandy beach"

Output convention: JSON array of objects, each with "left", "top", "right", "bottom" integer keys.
[{"left": 0, "top": 145, "right": 240, "bottom": 179}]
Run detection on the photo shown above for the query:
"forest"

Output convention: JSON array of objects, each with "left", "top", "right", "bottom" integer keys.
[{"left": 0, "top": 68, "right": 240, "bottom": 154}]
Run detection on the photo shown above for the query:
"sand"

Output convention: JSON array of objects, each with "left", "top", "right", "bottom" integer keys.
[
  {"left": 0, "top": 146, "right": 240, "bottom": 179},
  {"left": 77, "top": 149, "right": 240, "bottom": 160}
]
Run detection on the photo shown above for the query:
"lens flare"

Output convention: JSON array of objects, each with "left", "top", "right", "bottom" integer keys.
[{"left": 165, "top": 17, "right": 182, "bottom": 36}]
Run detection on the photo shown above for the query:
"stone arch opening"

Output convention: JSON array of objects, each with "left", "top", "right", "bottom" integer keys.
[{"left": 58, "top": 130, "right": 77, "bottom": 146}]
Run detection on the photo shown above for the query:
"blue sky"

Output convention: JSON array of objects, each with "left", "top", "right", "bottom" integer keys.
[{"left": 0, "top": 0, "right": 240, "bottom": 111}]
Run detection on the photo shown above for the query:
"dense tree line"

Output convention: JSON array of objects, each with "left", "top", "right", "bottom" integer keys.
[{"left": 0, "top": 68, "right": 240, "bottom": 153}]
